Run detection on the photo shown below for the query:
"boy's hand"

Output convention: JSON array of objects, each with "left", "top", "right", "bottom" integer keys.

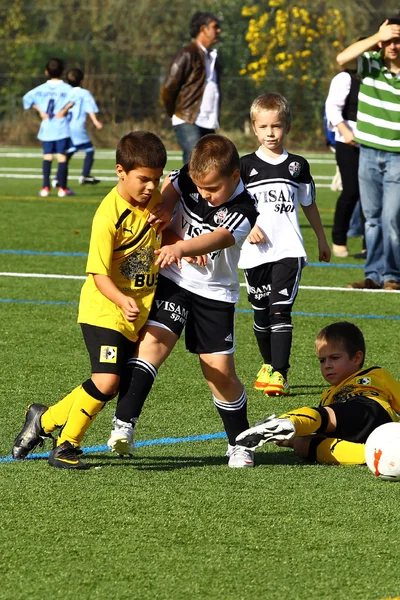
[
  {"left": 318, "top": 239, "right": 331, "bottom": 262},
  {"left": 247, "top": 223, "right": 268, "bottom": 245},
  {"left": 147, "top": 203, "right": 173, "bottom": 233},
  {"left": 154, "top": 244, "right": 184, "bottom": 269},
  {"left": 119, "top": 296, "right": 140, "bottom": 322},
  {"left": 184, "top": 255, "right": 208, "bottom": 267}
]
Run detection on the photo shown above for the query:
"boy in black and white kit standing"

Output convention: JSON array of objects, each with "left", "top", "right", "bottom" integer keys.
[
  {"left": 107, "top": 134, "right": 259, "bottom": 467},
  {"left": 239, "top": 93, "right": 331, "bottom": 397}
]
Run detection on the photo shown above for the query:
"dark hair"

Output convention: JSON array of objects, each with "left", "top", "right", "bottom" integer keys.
[
  {"left": 67, "top": 68, "right": 84, "bottom": 87},
  {"left": 189, "top": 11, "right": 219, "bottom": 38},
  {"left": 315, "top": 322, "right": 366, "bottom": 366},
  {"left": 116, "top": 131, "right": 167, "bottom": 172},
  {"left": 387, "top": 15, "right": 400, "bottom": 26},
  {"left": 189, "top": 134, "right": 239, "bottom": 179},
  {"left": 46, "top": 58, "right": 64, "bottom": 78}
]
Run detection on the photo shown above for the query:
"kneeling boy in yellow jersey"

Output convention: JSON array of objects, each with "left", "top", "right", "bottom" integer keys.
[
  {"left": 236, "top": 321, "right": 400, "bottom": 465},
  {"left": 12, "top": 131, "right": 168, "bottom": 469}
]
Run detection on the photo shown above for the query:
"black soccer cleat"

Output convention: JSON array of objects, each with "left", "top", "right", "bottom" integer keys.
[
  {"left": 48, "top": 441, "right": 90, "bottom": 470},
  {"left": 79, "top": 176, "right": 100, "bottom": 185},
  {"left": 12, "top": 403, "right": 53, "bottom": 459}
]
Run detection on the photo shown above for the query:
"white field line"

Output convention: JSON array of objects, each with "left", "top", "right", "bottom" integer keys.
[
  {"left": 0, "top": 151, "right": 336, "bottom": 164},
  {"left": 1, "top": 271, "right": 399, "bottom": 292}
]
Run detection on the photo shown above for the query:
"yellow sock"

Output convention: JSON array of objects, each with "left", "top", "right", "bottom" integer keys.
[
  {"left": 41, "top": 386, "right": 84, "bottom": 434},
  {"left": 279, "top": 406, "right": 322, "bottom": 436},
  {"left": 57, "top": 386, "right": 106, "bottom": 447},
  {"left": 316, "top": 438, "right": 366, "bottom": 465}
]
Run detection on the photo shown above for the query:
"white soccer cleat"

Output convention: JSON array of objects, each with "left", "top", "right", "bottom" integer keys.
[
  {"left": 107, "top": 417, "right": 135, "bottom": 456},
  {"left": 235, "top": 414, "right": 296, "bottom": 450},
  {"left": 51, "top": 177, "right": 59, "bottom": 189},
  {"left": 38, "top": 186, "right": 50, "bottom": 197},
  {"left": 226, "top": 444, "right": 254, "bottom": 468}
]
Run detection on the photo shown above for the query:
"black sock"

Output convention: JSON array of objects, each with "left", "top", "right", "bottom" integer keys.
[
  {"left": 115, "top": 358, "right": 157, "bottom": 424},
  {"left": 271, "top": 325, "right": 292, "bottom": 379},
  {"left": 83, "top": 151, "right": 94, "bottom": 177},
  {"left": 43, "top": 160, "right": 52, "bottom": 188},
  {"left": 57, "top": 162, "right": 68, "bottom": 188},
  {"left": 213, "top": 390, "right": 249, "bottom": 446}
]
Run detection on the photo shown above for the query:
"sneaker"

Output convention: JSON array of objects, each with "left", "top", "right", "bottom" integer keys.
[
  {"left": 38, "top": 187, "right": 50, "bottom": 197},
  {"left": 332, "top": 244, "right": 349, "bottom": 258},
  {"left": 264, "top": 371, "right": 290, "bottom": 397},
  {"left": 226, "top": 444, "right": 254, "bottom": 468},
  {"left": 107, "top": 417, "right": 135, "bottom": 455},
  {"left": 347, "top": 278, "right": 381, "bottom": 290},
  {"left": 254, "top": 363, "right": 273, "bottom": 391},
  {"left": 235, "top": 414, "right": 296, "bottom": 449},
  {"left": 51, "top": 178, "right": 59, "bottom": 189},
  {"left": 57, "top": 187, "right": 76, "bottom": 197},
  {"left": 48, "top": 441, "right": 89, "bottom": 470},
  {"left": 383, "top": 279, "right": 400, "bottom": 291},
  {"left": 79, "top": 176, "right": 100, "bottom": 185},
  {"left": 354, "top": 250, "right": 367, "bottom": 260},
  {"left": 12, "top": 403, "right": 52, "bottom": 459}
]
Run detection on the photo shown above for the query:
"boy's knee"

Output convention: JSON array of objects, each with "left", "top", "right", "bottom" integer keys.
[
  {"left": 292, "top": 436, "right": 312, "bottom": 458},
  {"left": 89, "top": 373, "right": 119, "bottom": 397}
]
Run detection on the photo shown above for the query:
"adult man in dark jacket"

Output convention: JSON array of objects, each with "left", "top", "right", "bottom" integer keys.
[{"left": 161, "top": 11, "right": 222, "bottom": 163}]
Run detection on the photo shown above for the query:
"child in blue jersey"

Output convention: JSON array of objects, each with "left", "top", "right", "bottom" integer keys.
[
  {"left": 61, "top": 68, "right": 103, "bottom": 186},
  {"left": 22, "top": 58, "right": 75, "bottom": 198}
]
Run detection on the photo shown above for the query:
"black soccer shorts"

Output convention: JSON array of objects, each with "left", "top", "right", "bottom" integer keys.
[
  {"left": 324, "top": 395, "right": 393, "bottom": 443},
  {"left": 147, "top": 275, "right": 236, "bottom": 354},
  {"left": 244, "top": 257, "right": 304, "bottom": 311},
  {"left": 81, "top": 324, "right": 137, "bottom": 375}
]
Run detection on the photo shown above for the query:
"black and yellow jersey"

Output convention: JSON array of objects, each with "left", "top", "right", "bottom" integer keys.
[
  {"left": 78, "top": 186, "right": 162, "bottom": 341},
  {"left": 320, "top": 366, "right": 400, "bottom": 422}
]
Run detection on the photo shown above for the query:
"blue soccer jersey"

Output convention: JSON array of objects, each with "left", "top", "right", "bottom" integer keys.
[
  {"left": 67, "top": 87, "right": 99, "bottom": 145},
  {"left": 23, "top": 80, "right": 73, "bottom": 141}
]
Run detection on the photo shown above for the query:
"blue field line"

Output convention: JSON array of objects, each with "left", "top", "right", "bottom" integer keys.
[
  {"left": 0, "top": 431, "right": 227, "bottom": 463},
  {"left": 237, "top": 309, "right": 400, "bottom": 321},
  {"left": 1, "top": 298, "right": 399, "bottom": 320},
  {"left": 0, "top": 249, "right": 88, "bottom": 257},
  {"left": 0, "top": 298, "right": 78, "bottom": 306},
  {"left": 0, "top": 249, "right": 363, "bottom": 269}
]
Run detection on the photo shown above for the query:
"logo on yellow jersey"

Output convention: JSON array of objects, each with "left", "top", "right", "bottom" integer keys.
[
  {"left": 100, "top": 346, "right": 117, "bottom": 363},
  {"left": 357, "top": 377, "right": 371, "bottom": 385}
]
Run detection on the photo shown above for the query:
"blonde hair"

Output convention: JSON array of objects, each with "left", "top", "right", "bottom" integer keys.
[{"left": 250, "top": 92, "right": 292, "bottom": 128}]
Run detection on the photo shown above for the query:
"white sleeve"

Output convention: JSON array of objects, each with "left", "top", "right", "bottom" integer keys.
[{"left": 325, "top": 72, "right": 352, "bottom": 129}]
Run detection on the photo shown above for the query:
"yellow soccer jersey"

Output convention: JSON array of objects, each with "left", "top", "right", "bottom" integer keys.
[
  {"left": 78, "top": 186, "right": 162, "bottom": 341},
  {"left": 319, "top": 366, "right": 400, "bottom": 422}
]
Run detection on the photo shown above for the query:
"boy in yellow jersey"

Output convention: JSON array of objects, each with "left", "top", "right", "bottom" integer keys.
[
  {"left": 11, "top": 131, "right": 167, "bottom": 469},
  {"left": 236, "top": 321, "right": 400, "bottom": 465}
]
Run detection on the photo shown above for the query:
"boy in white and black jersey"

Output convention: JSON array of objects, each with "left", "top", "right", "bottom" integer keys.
[
  {"left": 107, "top": 134, "right": 259, "bottom": 468},
  {"left": 239, "top": 93, "right": 330, "bottom": 397}
]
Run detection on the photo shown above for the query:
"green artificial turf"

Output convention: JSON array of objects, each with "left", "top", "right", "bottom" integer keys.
[{"left": 0, "top": 148, "right": 399, "bottom": 600}]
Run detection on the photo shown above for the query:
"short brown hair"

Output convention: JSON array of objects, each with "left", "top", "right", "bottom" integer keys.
[
  {"left": 315, "top": 321, "right": 366, "bottom": 366},
  {"left": 116, "top": 131, "right": 167, "bottom": 173},
  {"left": 189, "top": 134, "right": 240, "bottom": 179},
  {"left": 250, "top": 92, "right": 292, "bottom": 128}
]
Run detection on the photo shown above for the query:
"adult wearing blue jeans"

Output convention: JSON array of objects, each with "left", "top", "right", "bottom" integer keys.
[
  {"left": 161, "top": 11, "right": 222, "bottom": 164},
  {"left": 336, "top": 16, "right": 400, "bottom": 290}
]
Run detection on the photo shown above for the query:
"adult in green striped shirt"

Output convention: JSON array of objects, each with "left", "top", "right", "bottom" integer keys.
[{"left": 337, "top": 17, "right": 400, "bottom": 291}]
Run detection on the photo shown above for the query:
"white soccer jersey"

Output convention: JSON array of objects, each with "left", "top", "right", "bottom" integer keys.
[
  {"left": 164, "top": 165, "right": 258, "bottom": 303},
  {"left": 238, "top": 148, "right": 315, "bottom": 269}
]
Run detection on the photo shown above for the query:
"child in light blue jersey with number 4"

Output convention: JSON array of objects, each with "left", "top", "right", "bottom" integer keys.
[{"left": 22, "top": 58, "right": 75, "bottom": 198}]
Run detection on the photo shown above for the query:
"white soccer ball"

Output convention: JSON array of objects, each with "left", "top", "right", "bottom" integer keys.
[{"left": 365, "top": 422, "right": 400, "bottom": 481}]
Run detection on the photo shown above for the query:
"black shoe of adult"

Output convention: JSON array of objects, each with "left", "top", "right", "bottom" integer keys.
[
  {"left": 12, "top": 404, "right": 52, "bottom": 459},
  {"left": 48, "top": 441, "right": 90, "bottom": 470}
]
